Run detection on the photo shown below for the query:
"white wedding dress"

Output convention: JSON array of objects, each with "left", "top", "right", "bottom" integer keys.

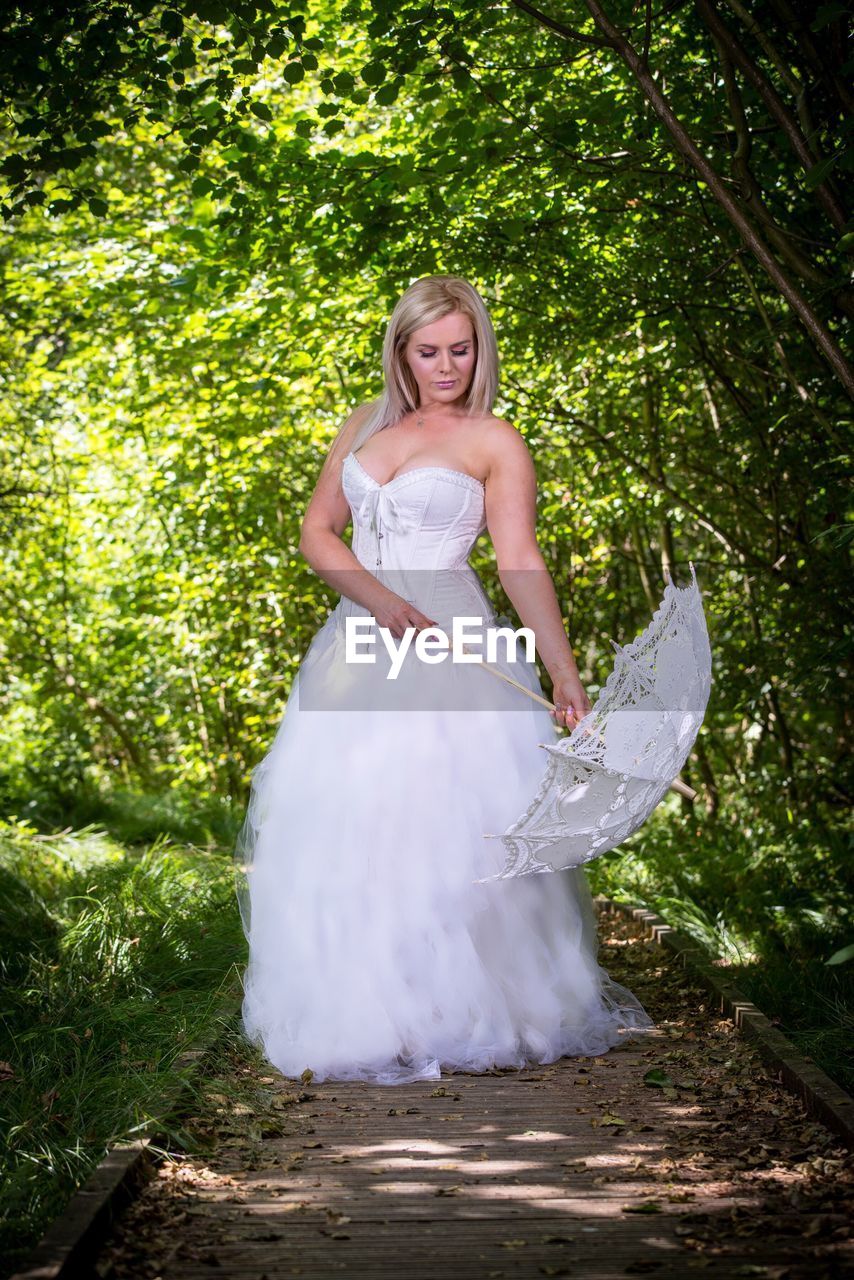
[{"left": 234, "top": 448, "right": 654, "bottom": 1084}]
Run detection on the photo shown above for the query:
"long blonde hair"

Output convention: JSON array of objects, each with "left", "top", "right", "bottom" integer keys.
[{"left": 350, "top": 275, "right": 500, "bottom": 452}]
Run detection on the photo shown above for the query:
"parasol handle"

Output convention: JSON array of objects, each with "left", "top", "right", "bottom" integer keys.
[{"left": 461, "top": 645, "right": 697, "bottom": 803}]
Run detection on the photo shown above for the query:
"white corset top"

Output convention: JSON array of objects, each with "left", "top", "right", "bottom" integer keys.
[{"left": 342, "top": 450, "right": 487, "bottom": 572}]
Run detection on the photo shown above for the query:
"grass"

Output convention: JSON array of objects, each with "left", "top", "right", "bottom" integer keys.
[
  {"left": 0, "top": 814, "right": 245, "bottom": 1279},
  {"left": 587, "top": 779, "right": 854, "bottom": 1095},
  {"left": 2, "top": 774, "right": 851, "bottom": 1273}
]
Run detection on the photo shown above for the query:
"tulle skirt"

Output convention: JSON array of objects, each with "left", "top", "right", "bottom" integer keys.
[{"left": 234, "top": 600, "right": 655, "bottom": 1085}]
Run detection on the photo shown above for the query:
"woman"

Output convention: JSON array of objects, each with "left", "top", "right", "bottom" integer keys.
[{"left": 234, "top": 274, "right": 653, "bottom": 1085}]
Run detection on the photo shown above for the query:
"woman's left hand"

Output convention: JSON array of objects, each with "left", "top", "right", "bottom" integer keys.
[{"left": 550, "top": 670, "right": 593, "bottom": 732}]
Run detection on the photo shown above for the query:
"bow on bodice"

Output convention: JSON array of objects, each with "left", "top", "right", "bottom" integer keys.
[{"left": 355, "top": 486, "right": 423, "bottom": 536}]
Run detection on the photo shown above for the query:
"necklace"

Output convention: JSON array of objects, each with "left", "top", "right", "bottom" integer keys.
[{"left": 414, "top": 406, "right": 465, "bottom": 429}]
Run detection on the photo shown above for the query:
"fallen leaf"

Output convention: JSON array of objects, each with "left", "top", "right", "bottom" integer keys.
[{"left": 643, "top": 1068, "right": 675, "bottom": 1089}]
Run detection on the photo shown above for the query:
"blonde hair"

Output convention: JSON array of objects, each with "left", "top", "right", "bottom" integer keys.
[{"left": 350, "top": 275, "right": 500, "bottom": 452}]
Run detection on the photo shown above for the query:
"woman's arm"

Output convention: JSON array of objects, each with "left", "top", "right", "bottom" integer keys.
[
  {"left": 483, "top": 422, "right": 591, "bottom": 728},
  {"left": 298, "top": 406, "right": 437, "bottom": 638}
]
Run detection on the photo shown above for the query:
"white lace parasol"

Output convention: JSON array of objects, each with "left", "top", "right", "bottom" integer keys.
[{"left": 477, "top": 561, "right": 713, "bottom": 881}]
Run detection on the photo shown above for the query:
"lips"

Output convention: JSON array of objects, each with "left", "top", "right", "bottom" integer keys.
[{"left": 435, "top": 380, "right": 456, "bottom": 387}]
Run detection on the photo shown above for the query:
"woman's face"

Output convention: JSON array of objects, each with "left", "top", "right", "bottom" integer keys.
[{"left": 403, "top": 312, "right": 476, "bottom": 412}]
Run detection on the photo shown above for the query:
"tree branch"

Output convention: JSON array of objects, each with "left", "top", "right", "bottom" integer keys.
[
  {"left": 578, "top": 0, "right": 854, "bottom": 396},
  {"left": 695, "top": 0, "right": 848, "bottom": 233}
]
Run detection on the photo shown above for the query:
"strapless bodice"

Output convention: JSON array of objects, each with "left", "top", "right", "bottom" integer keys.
[
  {"left": 342, "top": 450, "right": 487, "bottom": 572},
  {"left": 337, "top": 449, "right": 493, "bottom": 633}
]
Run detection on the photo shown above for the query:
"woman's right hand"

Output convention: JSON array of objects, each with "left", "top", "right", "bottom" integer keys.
[
  {"left": 551, "top": 669, "right": 593, "bottom": 732},
  {"left": 372, "top": 594, "right": 441, "bottom": 641}
]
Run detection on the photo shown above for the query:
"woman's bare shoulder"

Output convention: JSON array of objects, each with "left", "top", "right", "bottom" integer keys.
[
  {"left": 341, "top": 399, "right": 379, "bottom": 436},
  {"left": 328, "top": 400, "right": 379, "bottom": 457},
  {"left": 475, "top": 415, "right": 532, "bottom": 469},
  {"left": 347, "top": 400, "right": 379, "bottom": 425}
]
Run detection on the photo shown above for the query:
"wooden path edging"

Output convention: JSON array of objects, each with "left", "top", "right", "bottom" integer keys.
[
  {"left": 596, "top": 895, "right": 854, "bottom": 1150},
  {"left": 8, "top": 976, "right": 244, "bottom": 1280},
  {"left": 10, "top": 897, "right": 854, "bottom": 1280}
]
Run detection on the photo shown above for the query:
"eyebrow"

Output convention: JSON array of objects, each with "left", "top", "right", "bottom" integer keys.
[{"left": 416, "top": 340, "right": 472, "bottom": 348}]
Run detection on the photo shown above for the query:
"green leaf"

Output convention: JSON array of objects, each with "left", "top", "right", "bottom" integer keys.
[
  {"left": 803, "top": 153, "right": 838, "bottom": 189},
  {"left": 810, "top": 3, "right": 846, "bottom": 30},
  {"left": 374, "top": 81, "right": 400, "bottom": 106},
  {"left": 265, "top": 34, "right": 289, "bottom": 59},
  {"left": 47, "top": 196, "right": 79, "bottom": 213},
  {"left": 642, "top": 1067, "right": 674, "bottom": 1088},
  {"left": 160, "top": 9, "right": 183, "bottom": 37},
  {"left": 0, "top": 153, "right": 28, "bottom": 178},
  {"left": 361, "top": 61, "right": 387, "bottom": 87},
  {"left": 333, "top": 71, "right": 355, "bottom": 96},
  {"left": 826, "top": 942, "right": 854, "bottom": 966},
  {"left": 87, "top": 197, "right": 109, "bottom": 217},
  {"left": 17, "top": 116, "right": 47, "bottom": 138}
]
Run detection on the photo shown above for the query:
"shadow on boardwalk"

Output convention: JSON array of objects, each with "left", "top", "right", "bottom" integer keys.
[{"left": 96, "top": 913, "right": 853, "bottom": 1279}]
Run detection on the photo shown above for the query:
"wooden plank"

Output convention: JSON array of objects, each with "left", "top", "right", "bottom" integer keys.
[
  {"left": 598, "top": 896, "right": 854, "bottom": 1148},
  {"left": 17, "top": 909, "right": 854, "bottom": 1280}
]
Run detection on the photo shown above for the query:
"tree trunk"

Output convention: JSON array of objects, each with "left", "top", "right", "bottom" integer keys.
[
  {"left": 629, "top": 521, "right": 659, "bottom": 613},
  {"left": 694, "top": 733, "right": 721, "bottom": 818},
  {"left": 741, "top": 570, "right": 798, "bottom": 798}
]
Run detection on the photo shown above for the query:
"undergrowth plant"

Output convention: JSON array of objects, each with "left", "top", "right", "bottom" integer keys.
[{"left": 0, "top": 817, "right": 243, "bottom": 1279}]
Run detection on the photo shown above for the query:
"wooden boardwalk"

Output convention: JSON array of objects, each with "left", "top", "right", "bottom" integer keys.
[{"left": 95, "top": 913, "right": 853, "bottom": 1279}]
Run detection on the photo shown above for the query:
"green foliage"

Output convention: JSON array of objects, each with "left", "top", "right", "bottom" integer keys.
[
  {"left": 0, "top": 817, "right": 242, "bottom": 1278},
  {"left": 587, "top": 788, "right": 854, "bottom": 1091},
  {"left": 0, "top": 0, "right": 851, "bottom": 1253}
]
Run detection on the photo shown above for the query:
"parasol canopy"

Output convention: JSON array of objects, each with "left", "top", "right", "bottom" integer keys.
[{"left": 477, "top": 561, "right": 712, "bottom": 881}]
